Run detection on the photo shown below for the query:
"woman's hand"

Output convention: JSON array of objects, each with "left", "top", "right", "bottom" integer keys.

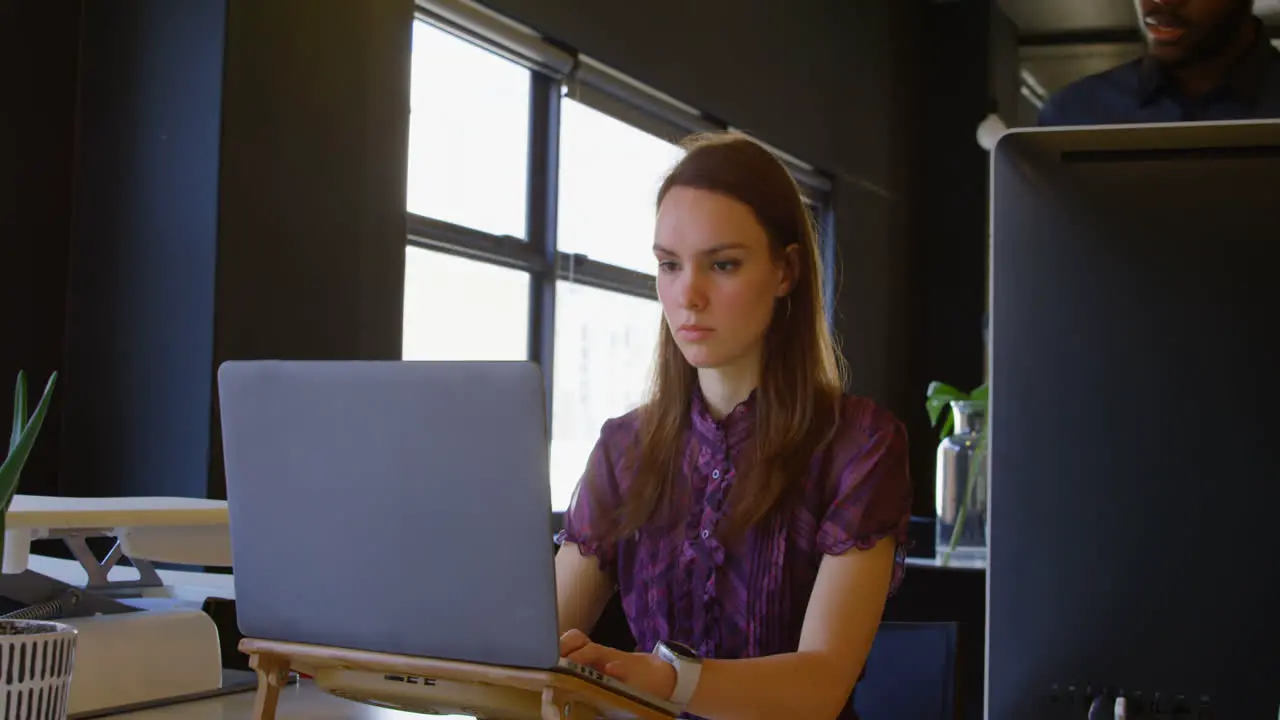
[{"left": 559, "top": 630, "right": 676, "bottom": 702}]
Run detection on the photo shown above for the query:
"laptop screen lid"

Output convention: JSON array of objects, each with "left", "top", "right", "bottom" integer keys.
[{"left": 217, "top": 359, "right": 561, "bottom": 669}]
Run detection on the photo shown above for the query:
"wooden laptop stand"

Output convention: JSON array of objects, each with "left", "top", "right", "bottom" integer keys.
[{"left": 241, "top": 637, "right": 677, "bottom": 720}]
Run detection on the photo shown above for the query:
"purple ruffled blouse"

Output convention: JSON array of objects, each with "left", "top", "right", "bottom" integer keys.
[{"left": 555, "top": 389, "right": 913, "bottom": 719}]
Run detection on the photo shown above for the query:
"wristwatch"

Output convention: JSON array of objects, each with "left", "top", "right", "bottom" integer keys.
[{"left": 652, "top": 640, "right": 702, "bottom": 707}]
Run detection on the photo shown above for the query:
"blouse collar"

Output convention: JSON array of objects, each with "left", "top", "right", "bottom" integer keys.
[{"left": 690, "top": 385, "right": 757, "bottom": 452}]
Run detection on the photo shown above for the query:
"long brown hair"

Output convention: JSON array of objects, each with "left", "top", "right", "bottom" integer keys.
[{"left": 604, "top": 131, "right": 847, "bottom": 543}]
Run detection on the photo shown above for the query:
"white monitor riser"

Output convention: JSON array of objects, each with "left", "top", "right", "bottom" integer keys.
[{"left": 0, "top": 495, "right": 238, "bottom": 716}]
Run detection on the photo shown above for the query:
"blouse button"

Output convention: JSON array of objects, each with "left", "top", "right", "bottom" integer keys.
[
  {"left": 701, "top": 529, "right": 710, "bottom": 539},
  {"left": 711, "top": 469, "right": 720, "bottom": 479}
]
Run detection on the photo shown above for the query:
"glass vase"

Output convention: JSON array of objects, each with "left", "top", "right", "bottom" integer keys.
[{"left": 934, "top": 399, "right": 988, "bottom": 565}]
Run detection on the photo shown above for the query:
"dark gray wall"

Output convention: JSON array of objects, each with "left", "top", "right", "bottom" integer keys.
[
  {"left": 479, "top": 0, "right": 916, "bottom": 193},
  {"left": 905, "top": 0, "right": 1010, "bottom": 510},
  {"left": 54, "top": 0, "right": 413, "bottom": 499},
  {"left": 990, "top": 1, "right": 1024, "bottom": 128},
  {"left": 61, "top": 0, "right": 227, "bottom": 499},
  {"left": 0, "top": 1, "right": 82, "bottom": 498},
  {"left": 207, "top": 1, "right": 413, "bottom": 500}
]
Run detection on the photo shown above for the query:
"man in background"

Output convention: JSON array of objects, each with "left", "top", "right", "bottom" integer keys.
[{"left": 1038, "top": 0, "right": 1280, "bottom": 125}]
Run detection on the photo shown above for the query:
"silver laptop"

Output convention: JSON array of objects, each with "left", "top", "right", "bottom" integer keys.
[{"left": 216, "top": 359, "right": 679, "bottom": 715}]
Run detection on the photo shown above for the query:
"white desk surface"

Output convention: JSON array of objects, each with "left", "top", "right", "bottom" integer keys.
[
  {"left": 7, "top": 494, "right": 228, "bottom": 529},
  {"left": 110, "top": 681, "right": 467, "bottom": 718}
]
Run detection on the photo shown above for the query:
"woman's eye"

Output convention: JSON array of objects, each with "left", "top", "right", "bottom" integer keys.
[
  {"left": 657, "top": 260, "right": 678, "bottom": 273},
  {"left": 712, "top": 260, "right": 740, "bottom": 272}
]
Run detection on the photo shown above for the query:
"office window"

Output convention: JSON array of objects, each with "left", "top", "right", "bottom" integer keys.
[
  {"left": 550, "top": 283, "right": 661, "bottom": 509},
  {"left": 557, "top": 98, "right": 686, "bottom": 274},
  {"left": 403, "top": 19, "right": 532, "bottom": 366},
  {"left": 546, "top": 99, "right": 679, "bottom": 508},
  {"left": 402, "top": 247, "right": 529, "bottom": 361},
  {"left": 406, "top": 20, "right": 529, "bottom": 239}
]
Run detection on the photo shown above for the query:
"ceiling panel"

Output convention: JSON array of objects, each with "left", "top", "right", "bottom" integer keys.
[
  {"left": 1002, "top": 0, "right": 1280, "bottom": 35},
  {"left": 998, "top": 0, "right": 1136, "bottom": 34}
]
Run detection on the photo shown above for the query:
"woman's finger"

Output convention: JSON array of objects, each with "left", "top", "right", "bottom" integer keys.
[
  {"left": 567, "top": 643, "right": 605, "bottom": 667},
  {"left": 558, "top": 629, "right": 590, "bottom": 656},
  {"left": 567, "top": 642, "right": 620, "bottom": 671},
  {"left": 603, "top": 660, "right": 630, "bottom": 682}
]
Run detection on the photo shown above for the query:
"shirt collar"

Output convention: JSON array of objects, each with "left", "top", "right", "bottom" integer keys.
[
  {"left": 690, "top": 386, "right": 756, "bottom": 452},
  {"left": 1138, "top": 17, "right": 1278, "bottom": 108}
]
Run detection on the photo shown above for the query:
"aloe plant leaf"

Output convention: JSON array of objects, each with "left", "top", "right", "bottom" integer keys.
[
  {"left": 10, "top": 370, "right": 26, "bottom": 455},
  {"left": 0, "top": 371, "right": 57, "bottom": 506}
]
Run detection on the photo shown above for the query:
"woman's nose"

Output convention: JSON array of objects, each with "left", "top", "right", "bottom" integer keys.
[{"left": 678, "top": 270, "right": 707, "bottom": 310}]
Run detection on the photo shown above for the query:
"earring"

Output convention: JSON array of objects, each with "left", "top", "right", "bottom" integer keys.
[{"left": 784, "top": 296, "right": 792, "bottom": 320}]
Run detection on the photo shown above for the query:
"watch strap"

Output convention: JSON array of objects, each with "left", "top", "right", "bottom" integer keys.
[
  {"left": 668, "top": 655, "right": 701, "bottom": 706},
  {"left": 654, "top": 642, "right": 701, "bottom": 707}
]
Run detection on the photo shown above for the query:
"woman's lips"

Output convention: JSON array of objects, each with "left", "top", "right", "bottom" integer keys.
[{"left": 677, "top": 325, "right": 714, "bottom": 341}]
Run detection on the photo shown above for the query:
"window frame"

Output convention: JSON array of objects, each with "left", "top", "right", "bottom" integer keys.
[{"left": 405, "top": 7, "right": 835, "bottom": 523}]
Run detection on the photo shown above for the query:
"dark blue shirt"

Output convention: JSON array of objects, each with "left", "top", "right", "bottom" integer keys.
[{"left": 1038, "top": 23, "right": 1280, "bottom": 126}]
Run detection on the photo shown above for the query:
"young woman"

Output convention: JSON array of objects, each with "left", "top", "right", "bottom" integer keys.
[{"left": 554, "top": 132, "right": 912, "bottom": 720}]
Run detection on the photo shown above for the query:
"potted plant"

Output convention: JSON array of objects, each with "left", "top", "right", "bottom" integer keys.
[
  {"left": 926, "top": 380, "right": 988, "bottom": 567},
  {"left": 1, "top": 369, "right": 78, "bottom": 717}
]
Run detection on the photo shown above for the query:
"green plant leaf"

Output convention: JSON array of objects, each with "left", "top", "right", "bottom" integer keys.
[
  {"left": 925, "top": 381, "right": 971, "bottom": 439},
  {"left": 925, "top": 381, "right": 968, "bottom": 426},
  {"left": 10, "top": 370, "right": 26, "bottom": 455},
  {"left": 969, "top": 383, "right": 988, "bottom": 404},
  {"left": 0, "top": 371, "right": 57, "bottom": 507}
]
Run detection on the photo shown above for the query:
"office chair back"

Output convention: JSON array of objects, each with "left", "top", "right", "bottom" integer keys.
[{"left": 853, "top": 621, "right": 959, "bottom": 720}]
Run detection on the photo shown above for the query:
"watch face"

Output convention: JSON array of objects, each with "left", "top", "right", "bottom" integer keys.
[{"left": 662, "top": 641, "right": 699, "bottom": 660}]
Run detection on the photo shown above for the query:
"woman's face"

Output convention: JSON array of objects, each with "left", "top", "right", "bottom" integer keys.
[{"left": 653, "top": 186, "right": 794, "bottom": 371}]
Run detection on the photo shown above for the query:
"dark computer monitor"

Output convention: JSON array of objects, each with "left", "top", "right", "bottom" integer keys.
[{"left": 986, "top": 120, "right": 1280, "bottom": 719}]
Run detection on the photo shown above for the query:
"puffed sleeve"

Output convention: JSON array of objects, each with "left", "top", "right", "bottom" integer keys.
[
  {"left": 817, "top": 403, "right": 914, "bottom": 594},
  {"left": 554, "top": 417, "right": 628, "bottom": 573}
]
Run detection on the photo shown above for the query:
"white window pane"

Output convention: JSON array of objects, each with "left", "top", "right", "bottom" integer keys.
[
  {"left": 407, "top": 21, "right": 529, "bottom": 238},
  {"left": 557, "top": 99, "right": 686, "bottom": 274},
  {"left": 550, "top": 283, "right": 661, "bottom": 510},
  {"left": 402, "top": 247, "right": 529, "bottom": 361}
]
